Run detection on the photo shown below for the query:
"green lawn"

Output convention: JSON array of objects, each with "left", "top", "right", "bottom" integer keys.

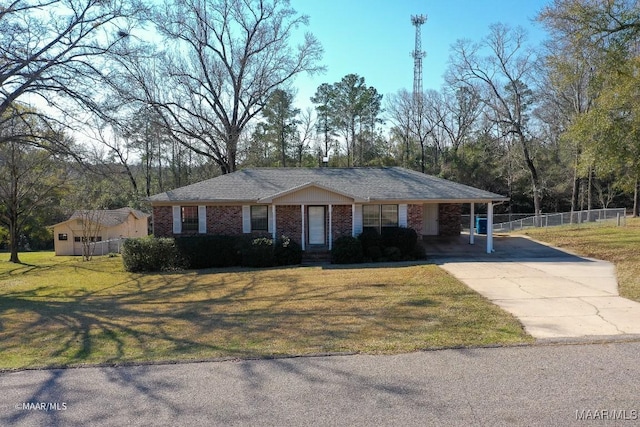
[
  {"left": 0, "top": 253, "right": 531, "bottom": 371},
  {"left": 519, "top": 218, "right": 640, "bottom": 302}
]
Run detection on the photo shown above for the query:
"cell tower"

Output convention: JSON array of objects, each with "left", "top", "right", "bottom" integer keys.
[{"left": 411, "top": 14, "right": 427, "bottom": 99}]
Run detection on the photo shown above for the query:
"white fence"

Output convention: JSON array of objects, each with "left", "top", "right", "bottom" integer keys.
[
  {"left": 87, "top": 238, "right": 127, "bottom": 256},
  {"left": 491, "top": 208, "right": 627, "bottom": 233}
]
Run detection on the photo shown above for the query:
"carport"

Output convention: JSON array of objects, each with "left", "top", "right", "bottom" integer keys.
[{"left": 468, "top": 200, "right": 508, "bottom": 254}]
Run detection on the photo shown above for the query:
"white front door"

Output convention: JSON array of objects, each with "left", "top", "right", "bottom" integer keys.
[
  {"left": 308, "top": 206, "right": 325, "bottom": 245},
  {"left": 423, "top": 204, "right": 439, "bottom": 236}
]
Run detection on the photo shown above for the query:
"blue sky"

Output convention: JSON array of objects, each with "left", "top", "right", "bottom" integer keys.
[{"left": 289, "top": 0, "right": 550, "bottom": 109}]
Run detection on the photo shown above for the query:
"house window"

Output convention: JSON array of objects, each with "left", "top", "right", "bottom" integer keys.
[
  {"left": 74, "top": 237, "right": 81, "bottom": 242},
  {"left": 381, "top": 205, "right": 399, "bottom": 227},
  {"left": 58, "top": 233, "right": 68, "bottom": 241},
  {"left": 251, "top": 206, "right": 268, "bottom": 231},
  {"left": 181, "top": 206, "right": 199, "bottom": 232},
  {"left": 363, "top": 204, "right": 399, "bottom": 233}
]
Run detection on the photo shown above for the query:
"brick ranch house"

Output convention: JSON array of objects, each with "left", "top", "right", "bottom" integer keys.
[{"left": 149, "top": 167, "right": 508, "bottom": 254}]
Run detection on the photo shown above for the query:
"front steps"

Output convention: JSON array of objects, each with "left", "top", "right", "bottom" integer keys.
[{"left": 301, "top": 247, "right": 331, "bottom": 265}]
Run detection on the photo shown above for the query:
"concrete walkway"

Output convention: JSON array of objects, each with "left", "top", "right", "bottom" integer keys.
[{"left": 430, "top": 234, "right": 640, "bottom": 339}]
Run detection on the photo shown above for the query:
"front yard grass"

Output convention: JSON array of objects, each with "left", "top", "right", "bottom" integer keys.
[
  {"left": 0, "top": 253, "right": 531, "bottom": 371},
  {"left": 519, "top": 217, "right": 640, "bottom": 302}
]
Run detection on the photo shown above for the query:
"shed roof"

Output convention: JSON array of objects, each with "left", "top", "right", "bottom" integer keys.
[
  {"left": 57, "top": 207, "right": 149, "bottom": 228},
  {"left": 148, "top": 167, "right": 508, "bottom": 204}
]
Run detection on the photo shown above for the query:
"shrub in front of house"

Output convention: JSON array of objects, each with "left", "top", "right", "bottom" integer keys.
[
  {"left": 122, "top": 236, "right": 184, "bottom": 272},
  {"left": 175, "top": 235, "right": 240, "bottom": 269},
  {"left": 331, "top": 236, "right": 364, "bottom": 264},
  {"left": 273, "top": 235, "right": 303, "bottom": 266},
  {"left": 381, "top": 227, "right": 419, "bottom": 259},
  {"left": 358, "top": 228, "right": 383, "bottom": 261},
  {"left": 241, "top": 237, "right": 275, "bottom": 268},
  {"left": 331, "top": 228, "right": 425, "bottom": 265}
]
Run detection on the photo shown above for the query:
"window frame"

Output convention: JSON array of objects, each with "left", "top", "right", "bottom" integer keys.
[
  {"left": 181, "top": 206, "right": 199, "bottom": 232},
  {"left": 362, "top": 204, "right": 399, "bottom": 233},
  {"left": 58, "top": 233, "right": 68, "bottom": 241},
  {"left": 250, "top": 205, "right": 269, "bottom": 232}
]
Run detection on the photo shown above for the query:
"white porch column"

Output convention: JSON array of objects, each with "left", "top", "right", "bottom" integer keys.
[
  {"left": 469, "top": 202, "right": 475, "bottom": 245},
  {"left": 272, "top": 204, "right": 276, "bottom": 241},
  {"left": 328, "top": 204, "right": 333, "bottom": 250},
  {"left": 301, "top": 204, "right": 305, "bottom": 251},
  {"left": 486, "top": 202, "right": 494, "bottom": 254}
]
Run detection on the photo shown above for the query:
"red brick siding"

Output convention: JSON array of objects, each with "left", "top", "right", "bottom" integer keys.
[
  {"left": 331, "top": 205, "right": 352, "bottom": 240},
  {"left": 153, "top": 206, "right": 173, "bottom": 237},
  {"left": 207, "top": 206, "right": 243, "bottom": 235},
  {"left": 276, "top": 205, "right": 303, "bottom": 244},
  {"left": 407, "top": 204, "right": 423, "bottom": 236},
  {"left": 439, "top": 203, "right": 462, "bottom": 236}
]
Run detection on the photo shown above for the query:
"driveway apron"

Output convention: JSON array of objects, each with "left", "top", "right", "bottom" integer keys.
[{"left": 430, "top": 234, "right": 640, "bottom": 339}]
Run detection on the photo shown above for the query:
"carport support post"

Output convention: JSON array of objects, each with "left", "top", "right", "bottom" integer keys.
[
  {"left": 486, "top": 202, "right": 494, "bottom": 254},
  {"left": 469, "top": 202, "right": 475, "bottom": 245}
]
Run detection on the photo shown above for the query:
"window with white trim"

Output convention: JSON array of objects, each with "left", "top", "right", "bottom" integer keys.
[
  {"left": 363, "top": 204, "right": 398, "bottom": 233},
  {"left": 251, "top": 206, "right": 269, "bottom": 231},
  {"left": 181, "top": 206, "right": 199, "bottom": 232}
]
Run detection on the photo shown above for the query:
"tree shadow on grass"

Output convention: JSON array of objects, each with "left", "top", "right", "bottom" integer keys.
[
  {"left": 0, "top": 263, "right": 533, "bottom": 425},
  {"left": 0, "top": 267, "right": 454, "bottom": 370}
]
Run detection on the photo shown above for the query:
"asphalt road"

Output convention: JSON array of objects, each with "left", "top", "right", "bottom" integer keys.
[{"left": 1, "top": 341, "right": 639, "bottom": 426}]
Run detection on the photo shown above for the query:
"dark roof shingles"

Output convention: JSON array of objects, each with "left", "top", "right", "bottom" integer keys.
[{"left": 149, "top": 167, "right": 507, "bottom": 203}]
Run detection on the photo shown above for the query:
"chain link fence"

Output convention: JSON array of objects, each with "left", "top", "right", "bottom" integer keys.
[
  {"left": 490, "top": 208, "right": 627, "bottom": 233},
  {"left": 87, "top": 238, "right": 127, "bottom": 256}
]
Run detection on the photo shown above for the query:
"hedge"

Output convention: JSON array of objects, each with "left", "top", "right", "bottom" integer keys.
[
  {"left": 121, "top": 236, "right": 184, "bottom": 272},
  {"left": 331, "top": 236, "right": 364, "bottom": 264},
  {"left": 122, "top": 234, "right": 302, "bottom": 272},
  {"left": 174, "top": 235, "right": 242, "bottom": 269}
]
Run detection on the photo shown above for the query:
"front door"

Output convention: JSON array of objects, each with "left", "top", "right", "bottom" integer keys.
[
  {"left": 423, "top": 203, "right": 439, "bottom": 236},
  {"left": 308, "top": 206, "right": 325, "bottom": 245}
]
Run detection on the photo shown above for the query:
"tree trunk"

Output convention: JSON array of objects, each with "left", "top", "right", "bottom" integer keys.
[
  {"left": 519, "top": 134, "right": 541, "bottom": 218},
  {"left": 587, "top": 166, "right": 593, "bottom": 211},
  {"left": 8, "top": 221, "right": 20, "bottom": 264},
  {"left": 570, "top": 150, "right": 580, "bottom": 220},
  {"left": 634, "top": 177, "right": 639, "bottom": 217}
]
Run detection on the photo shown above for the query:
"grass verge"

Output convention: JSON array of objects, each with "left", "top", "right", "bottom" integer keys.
[
  {"left": 0, "top": 252, "right": 531, "bottom": 371},
  {"left": 519, "top": 217, "right": 640, "bottom": 302}
]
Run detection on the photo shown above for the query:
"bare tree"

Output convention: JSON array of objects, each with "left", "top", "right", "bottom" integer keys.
[
  {"left": 127, "top": 0, "right": 323, "bottom": 174},
  {"left": 294, "top": 107, "right": 315, "bottom": 166},
  {"left": 385, "top": 89, "right": 438, "bottom": 173},
  {"left": 0, "top": 0, "right": 146, "bottom": 152},
  {"left": 448, "top": 24, "right": 544, "bottom": 217},
  {"left": 0, "top": 110, "right": 69, "bottom": 263},
  {"left": 77, "top": 209, "right": 105, "bottom": 261}
]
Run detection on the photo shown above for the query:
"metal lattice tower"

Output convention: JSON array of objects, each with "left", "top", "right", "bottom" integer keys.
[{"left": 411, "top": 14, "right": 427, "bottom": 99}]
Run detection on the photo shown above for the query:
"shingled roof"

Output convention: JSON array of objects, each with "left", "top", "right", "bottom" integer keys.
[
  {"left": 148, "top": 167, "right": 507, "bottom": 203},
  {"left": 63, "top": 207, "right": 149, "bottom": 228}
]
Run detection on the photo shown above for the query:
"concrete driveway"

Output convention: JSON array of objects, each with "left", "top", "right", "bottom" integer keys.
[{"left": 429, "top": 234, "right": 640, "bottom": 339}]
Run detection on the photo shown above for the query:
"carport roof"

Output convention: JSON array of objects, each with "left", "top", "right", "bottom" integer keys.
[{"left": 148, "top": 167, "right": 509, "bottom": 204}]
